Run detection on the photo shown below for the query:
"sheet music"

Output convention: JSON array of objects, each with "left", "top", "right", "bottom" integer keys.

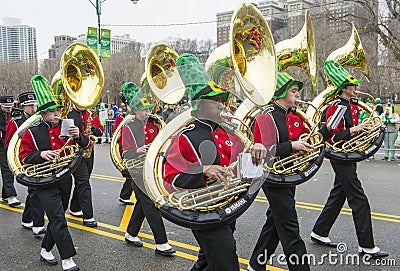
[
  {"left": 60, "top": 119, "right": 74, "bottom": 137},
  {"left": 238, "top": 152, "right": 264, "bottom": 179},
  {"left": 327, "top": 105, "right": 347, "bottom": 130}
]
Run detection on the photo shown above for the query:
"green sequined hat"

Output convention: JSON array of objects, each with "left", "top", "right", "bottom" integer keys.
[
  {"left": 31, "top": 75, "right": 61, "bottom": 113},
  {"left": 176, "top": 53, "right": 229, "bottom": 110},
  {"left": 273, "top": 72, "right": 303, "bottom": 100},
  {"left": 324, "top": 60, "right": 360, "bottom": 97},
  {"left": 121, "top": 82, "right": 153, "bottom": 112}
]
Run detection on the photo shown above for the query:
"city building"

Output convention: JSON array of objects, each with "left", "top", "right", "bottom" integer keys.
[
  {"left": 287, "top": 0, "right": 314, "bottom": 35},
  {"left": 216, "top": 1, "right": 287, "bottom": 46},
  {"left": 0, "top": 17, "right": 37, "bottom": 63},
  {"left": 74, "top": 33, "right": 138, "bottom": 55},
  {"left": 48, "top": 35, "right": 76, "bottom": 59}
]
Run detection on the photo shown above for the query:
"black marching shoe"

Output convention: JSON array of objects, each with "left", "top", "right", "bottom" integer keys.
[
  {"left": 119, "top": 197, "right": 135, "bottom": 205},
  {"left": 311, "top": 236, "right": 338, "bottom": 248},
  {"left": 7, "top": 196, "right": 21, "bottom": 207},
  {"left": 124, "top": 233, "right": 143, "bottom": 247},
  {"left": 155, "top": 248, "right": 176, "bottom": 257},
  {"left": 359, "top": 248, "right": 389, "bottom": 259},
  {"left": 83, "top": 218, "right": 97, "bottom": 227},
  {"left": 21, "top": 221, "right": 33, "bottom": 229},
  {"left": 62, "top": 257, "right": 79, "bottom": 271},
  {"left": 33, "top": 226, "right": 46, "bottom": 236},
  {"left": 125, "top": 237, "right": 143, "bottom": 247},
  {"left": 125, "top": 238, "right": 143, "bottom": 247},
  {"left": 40, "top": 249, "right": 58, "bottom": 266},
  {"left": 69, "top": 210, "right": 83, "bottom": 218},
  {"left": 40, "top": 255, "right": 58, "bottom": 266}
]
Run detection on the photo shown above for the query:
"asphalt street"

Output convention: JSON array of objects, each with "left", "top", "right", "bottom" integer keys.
[{"left": 0, "top": 144, "right": 399, "bottom": 271}]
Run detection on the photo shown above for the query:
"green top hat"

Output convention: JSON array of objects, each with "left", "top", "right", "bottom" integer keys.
[
  {"left": 273, "top": 72, "right": 303, "bottom": 100},
  {"left": 324, "top": 60, "right": 360, "bottom": 97},
  {"left": 31, "top": 75, "right": 61, "bottom": 113},
  {"left": 176, "top": 53, "right": 229, "bottom": 111},
  {"left": 121, "top": 82, "right": 153, "bottom": 113}
]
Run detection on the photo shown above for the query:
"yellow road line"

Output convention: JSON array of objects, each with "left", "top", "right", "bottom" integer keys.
[
  {"left": 118, "top": 193, "right": 137, "bottom": 229},
  {"left": 1, "top": 202, "right": 285, "bottom": 270},
  {"left": 90, "top": 174, "right": 400, "bottom": 223},
  {"left": 3, "top": 173, "right": 390, "bottom": 270},
  {"left": 91, "top": 173, "right": 124, "bottom": 182},
  {"left": 254, "top": 197, "right": 399, "bottom": 223}
]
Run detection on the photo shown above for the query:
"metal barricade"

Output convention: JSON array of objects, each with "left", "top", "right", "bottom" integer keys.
[{"left": 104, "top": 119, "right": 115, "bottom": 140}]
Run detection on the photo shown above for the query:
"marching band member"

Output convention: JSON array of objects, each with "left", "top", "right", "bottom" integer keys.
[
  {"left": 247, "top": 72, "right": 311, "bottom": 271},
  {"left": 67, "top": 104, "right": 104, "bottom": 227},
  {"left": 380, "top": 104, "right": 400, "bottom": 161},
  {"left": 19, "top": 75, "right": 84, "bottom": 271},
  {"left": 121, "top": 82, "right": 176, "bottom": 256},
  {"left": 311, "top": 60, "right": 389, "bottom": 258},
  {"left": 114, "top": 92, "right": 134, "bottom": 205},
  {"left": 164, "top": 54, "right": 243, "bottom": 271},
  {"left": 0, "top": 95, "right": 22, "bottom": 207},
  {"left": 5, "top": 92, "right": 45, "bottom": 235}
]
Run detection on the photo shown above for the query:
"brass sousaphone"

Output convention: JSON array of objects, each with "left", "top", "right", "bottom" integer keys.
[
  {"left": 232, "top": 10, "right": 316, "bottom": 132},
  {"left": 264, "top": 10, "right": 325, "bottom": 185},
  {"left": 110, "top": 44, "right": 182, "bottom": 173},
  {"left": 306, "top": 24, "right": 384, "bottom": 162},
  {"left": 7, "top": 43, "right": 104, "bottom": 187},
  {"left": 231, "top": 10, "right": 324, "bottom": 186},
  {"left": 143, "top": 3, "right": 277, "bottom": 230}
]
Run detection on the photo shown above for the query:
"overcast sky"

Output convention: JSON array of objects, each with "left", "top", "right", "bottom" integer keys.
[{"left": 1, "top": 0, "right": 254, "bottom": 60}]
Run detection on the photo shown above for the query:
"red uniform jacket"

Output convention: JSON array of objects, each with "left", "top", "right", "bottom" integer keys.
[
  {"left": 324, "top": 97, "right": 359, "bottom": 145},
  {"left": 164, "top": 119, "right": 244, "bottom": 190},
  {"left": 19, "top": 119, "right": 89, "bottom": 165},
  {"left": 5, "top": 113, "right": 30, "bottom": 148},
  {"left": 254, "top": 103, "right": 309, "bottom": 158},
  {"left": 121, "top": 116, "right": 159, "bottom": 159},
  {"left": 0, "top": 110, "right": 13, "bottom": 147},
  {"left": 113, "top": 114, "right": 124, "bottom": 134}
]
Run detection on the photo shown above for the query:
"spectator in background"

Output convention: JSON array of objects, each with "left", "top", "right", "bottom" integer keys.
[
  {"left": 375, "top": 98, "right": 383, "bottom": 116},
  {"left": 162, "top": 103, "right": 180, "bottom": 123},
  {"left": 112, "top": 105, "right": 119, "bottom": 119},
  {"left": 97, "top": 103, "right": 107, "bottom": 144},
  {"left": 104, "top": 109, "right": 114, "bottom": 143},
  {"left": 380, "top": 105, "right": 400, "bottom": 161}
]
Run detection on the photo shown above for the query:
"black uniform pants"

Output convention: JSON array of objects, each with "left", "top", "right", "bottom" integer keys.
[
  {"left": 70, "top": 154, "right": 94, "bottom": 219},
  {"left": 119, "top": 177, "right": 133, "bottom": 200},
  {"left": 37, "top": 177, "right": 76, "bottom": 259},
  {"left": 22, "top": 188, "right": 45, "bottom": 227},
  {"left": 0, "top": 145, "right": 17, "bottom": 199},
  {"left": 126, "top": 179, "right": 168, "bottom": 244},
  {"left": 249, "top": 186, "right": 309, "bottom": 271},
  {"left": 312, "top": 161, "right": 374, "bottom": 248},
  {"left": 191, "top": 222, "right": 239, "bottom": 271}
]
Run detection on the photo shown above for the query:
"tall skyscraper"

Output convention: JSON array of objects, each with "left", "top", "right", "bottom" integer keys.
[{"left": 0, "top": 17, "right": 37, "bottom": 63}]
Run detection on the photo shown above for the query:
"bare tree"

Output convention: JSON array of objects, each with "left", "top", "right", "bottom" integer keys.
[
  {"left": 322, "top": 0, "right": 399, "bottom": 64},
  {"left": 102, "top": 42, "right": 146, "bottom": 105},
  {"left": 39, "top": 58, "right": 60, "bottom": 81},
  {"left": 0, "top": 61, "right": 37, "bottom": 96}
]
